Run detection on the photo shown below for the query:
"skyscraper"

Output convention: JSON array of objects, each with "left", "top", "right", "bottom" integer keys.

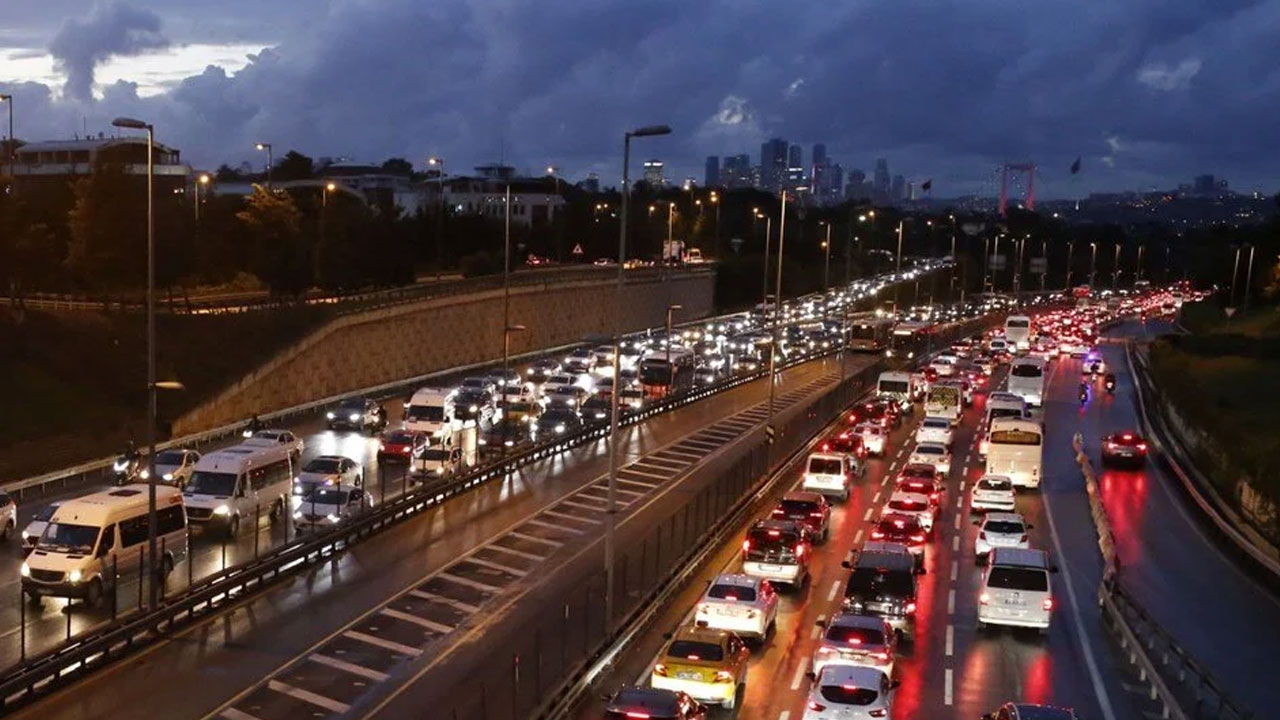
[
  {"left": 812, "top": 143, "right": 827, "bottom": 167},
  {"left": 704, "top": 156, "right": 720, "bottom": 188},
  {"left": 891, "top": 174, "right": 906, "bottom": 201},
  {"left": 788, "top": 144, "right": 803, "bottom": 172},
  {"left": 760, "top": 138, "right": 788, "bottom": 190},
  {"left": 643, "top": 159, "right": 665, "bottom": 187},
  {"left": 874, "top": 159, "right": 890, "bottom": 198},
  {"left": 829, "top": 163, "right": 843, "bottom": 203},
  {"left": 721, "top": 154, "right": 750, "bottom": 189}
]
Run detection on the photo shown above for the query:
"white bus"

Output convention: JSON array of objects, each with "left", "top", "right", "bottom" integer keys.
[
  {"left": 184, "top": 444, "right": 295, "bottom": 537},
  {"left": 22, "top": 484, "right": 188, "bottom": 606},
  {"left": 979, "top": 392, "right": 1030, "bottom": 456},
  {"left": 1004, "top": 315, "right": 1032, "bottom": 352},
  {"left": 1006, "top": 356, "right": 1046, "bottom": 408},
  {"left": 984, "top": 418, "right": 1043, "bottom": 489}
]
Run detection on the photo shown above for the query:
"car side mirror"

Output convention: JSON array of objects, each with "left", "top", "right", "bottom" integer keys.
[
  {"left": 972, "top": 519, "right": 982, "bottom": 526},
  {"left": 236, "top": 486, "right": 247, "bottom": 498},
  {"left": 804, "top": 671, "right": 816, "bottom": 681},
  {"left": 890, "top": 679, "right": 901, "bottom": 689},
  {"left": 1025, "top": 523, "right": 1034, "bottom": 530},
  {"left": 814, "top": 619, "right": 827, "bottom": 628},
  {"left": 841, "top": 560, "right": 852, "bottom": 569}
]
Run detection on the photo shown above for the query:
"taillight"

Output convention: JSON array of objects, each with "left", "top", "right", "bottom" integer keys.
[
  {"left": 871, "top": 530, "right": 885, "bottom": 539},
  {"left": 980, "top": 592, "right": 990, "bottom": 604},
  {"left": 870, "top": 651, "right": 890, "bottom": 662},
  {"left": 809, "top": 511, "right": 825, "bottom": 518},
  {"left": 1042, "top": 597, "right": 1054, "bottom": 611},
  {"left": 714, "top": 670, "right": 734, "bottom": 683},
  {"left": 795, "top": 544, "right": 806, "bottom": 558},
  {"left": 869, "top": 710, "right": 887, "bottom": 718},
  {"left": 979, "top": 531, "right": 987, "bottom": 540},
  {"left": 624, "top": 713, "right": 650, "bottom": 720},
  {"left": 742, "top": 539, "right": 751, "bottom": 553},
  {"left": 910, "top": 533, "right": 926, "bottom": 543},
  {"left": 652, "top": 663, "right": 668, "bottom": 677},
  {"left": 808, "top": 702, "right": 826, "bottom": 711},
  {"left": 1137, "top": 442, "right": 1148, "bottom": 452},
  {"left": 378, "top": 442, "right": 386, "bottom": 451},
  {"left": 772, "top": 508, "right": 784, "bottom": 517},
  {"left": 905, "top": 602, "right": 917, "bottom": 614},
  {"left": 1019, "top": 534, "right": 1029, "bottom": 542}
]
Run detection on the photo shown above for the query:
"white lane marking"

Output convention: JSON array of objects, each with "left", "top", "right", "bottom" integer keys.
[
  {"left": 310, "top": 653, "right": 390, "bottom": 682},
  {"left": 267, "top": 679, "right": 350, "bottom": 713},
  {"left": 485, "top": 542, "right": 546, "bottom": 562},
  {"left": 560, "top": 497, "right": 612, "bottom": 512},
  {"left": 438, "top": 571, "right": 502, "bottom": 592},
  {"left": 947, "top": 589, "right": 955, "bottom": 615},
  {"left": 381, "top": 607, "right": 454, "bottom": 634},
  {"left": 462, "top": 556, "right": 529, "bottom": 577},
  {"left": 523, "top": 518, "right": 582, "bottom": 534},
  {"left": 958, "top": 479, "right": 966, "bottom": 493},
  {"left": 779, "top": 712, "right": 791, "bottom": 720},
  {"left": 880, "top": 475, "right": 889, "bottom": 487},
  {"left": 542, "top": 509, "right": 602, "bottom": 525},
  {"left": 619, "top": 467, "right": 671, "bottom": 480},
  {"left": 344, "top": 630, "right": 422, "bottom": 656},
  {"left": 1043, "top": 484, "right": 1119, "bottom": 720},
  {"left": 944, "top": 668, "right": 954, "bottom": 705},
  {"left": 863, "top": 508, "right": 873, "bottom": 521},
  {"left": 790, "top": 659, "right": 808, "bottom": 690},
  {"left": 827, "top": 580, "right": 841, "bottom": 602},
  {"left": 945, "top": 625, "right": 954, "bottom": 656},
  {"left": 953, "top": 513, "right": 961, "bottom": 529},
  {"left": 872, "top": 489, "right": 882, "bottom": 503},
  {"left": 961, "top": 462, "right": 969, "bottom": 476},
  {"left": 221, "top": 710, "right": 264, "bottom": 720},
  {"left": 509, "top": 530, "right": 565, "bottom": 546},
  {"left": 409, "top": 589, "right": 480, "bottom": 613},
  {"left": 613, "top": 476, "right": 658, "bottom": 490},
  {"left": 854, "top": 529, "right": 864, "bottom": 545},
  {"left": 810, "top": 614, "right": 826, "bottom": 640},
  {"left": 952, "top": 535, "right": 960, "bottom": 552},
  {"left": 950, "top": 560, "right": 958, "bottom": 581}
]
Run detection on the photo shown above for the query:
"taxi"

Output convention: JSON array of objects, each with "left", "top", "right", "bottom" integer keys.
[{"left": 651, "top": 625, "right": 750, "bottom": 709}]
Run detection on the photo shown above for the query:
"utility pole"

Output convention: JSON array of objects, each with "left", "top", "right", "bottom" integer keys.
[{"left": 766, "top": 190, "right": 787, "bottom": 449}]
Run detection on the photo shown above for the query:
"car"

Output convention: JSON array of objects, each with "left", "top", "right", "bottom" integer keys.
[
  {"left": 602, "top": 686, "right": 707, "bottom": 720},
  {"left": 915, "top": 416, "right": 953, "bottom": 447},
  {"left": 243, "top": 429, "right": 304, "bottom": 460},
  {"left": 581, "top": 394, "right": 612, "bottom": 422},
  {"left": 378, "top": 429, "right": 427, "bottom": 463},
  {"left": 883, "top": 490, "right": 935, "bottom": 535},
  {"left": 801, "top": 663, "right": 896, "bottom": 720},
  {"left": 478, "top": 418, "right": 532, "bottom": 451},
  {"left": 869, "top": 513, "right": 928, "bottom": 566},
  {"left": 841, "top": 547, "right": 920, "bottom": 640},
  {"left": 978, "top": 547, "right": 1057, "bottom": 632},
  {"left": 544, "top": 384, "right": 587, "bottom": 410},
  {"left": 525, "top": 359, "right": 560, "bottom": 384},
  {"left": 293, "top": 485, "right": 372, "bottom": 532},
  {"left": 971, "top": 474, "right": 1016, "bottom": 512},
  {"left": 536, "top": 408, "right": 583, "bottom": 438},
  {"left": 811, "top": 613, "right": 898, "bottom": 676},
  {"left": 974, "top": 512, "right": 1032, "bottom": 562},
  {"left": 21, "top": 501, "right": 61, "bottom": 550},
  {"left": 460, "top": 376, "right": 496, "bottom": 394},
  {"left": 694, "top": 574, "right": 779, "bottom": 640},
  {"left": 860, "top": 400, "right": 901, "bottom": 428},
  {"left": 0, "top": 491, "right": 15, "bottom": 541},
  {"left": 416, "top": 443, "right": 464, "bottom": 477},
  {"left": 293, "top": 455, "right": 363, "bottom": 499},
  {"left": 693, "top": 366, "right": 717, "bottom": 385},
  {"left": 618, "top": 386, "right": 646, "bottom": 411},
  {"left": 741, "top": 519, "right": 812, "bottom": 587},
  {"left": 907, "top": 441, "right": 951, "bottom": 474},
  {"left": 771, "top": 491, "right": 832, "bottom": 542},
  {"left": 454, "top": 388, "right": 495, "bottom": 424},
  {"left": 563, "top": 347, "right": 595, "bottom": 374},
  {"left": 502, "top": 398, "right": 542, "bottom": 425},
  {"left": 1101, "top": 431, "right": 1148, "bottom": 467},
  {"left": 821, "top": 429, "right": 867, "bottom": 459},
  {"left": 326, "top": 397, "right": 387, "bottom": 432},
  {"left": 149, "top": 448, "right": 201, "bottom": 487},
  {"left": 982, "top": 702, "right": 1079, "bottom": 720},
  {"left": 541, "top": 373, "right": 577, "bottom": 396},
  {"left": 650, "top": 625, "right": 749, "bottom": 709},
  {"left": 802, "top": 452, "right": 858, "bottom": 500},
  {"left": 499, "top": 382, "right": 537, "bottom": 406},
  {"left": 487, "top": 367, "right": 522, "bottom": 390},
  {"left": 855, "top": 423, "right": 887, "bottom": 457}
]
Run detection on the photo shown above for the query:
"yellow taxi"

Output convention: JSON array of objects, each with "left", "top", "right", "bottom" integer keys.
[{"left": 650, "top": 625, "right": 750, "bottom": 709}]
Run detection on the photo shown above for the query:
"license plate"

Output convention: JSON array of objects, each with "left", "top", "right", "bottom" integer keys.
[
  {"left": 758, "top": 563, "right": 781, "bottom": 572},
  {"left": 676, "top": 671, "right": 702, "bottom": 681},
  {"left": 714, "top": 606, "right": 738, "bottom": 616}
]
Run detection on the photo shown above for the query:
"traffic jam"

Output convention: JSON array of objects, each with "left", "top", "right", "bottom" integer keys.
[{"left": 596, "top": 285, "right": 1193, "bottom": 720}]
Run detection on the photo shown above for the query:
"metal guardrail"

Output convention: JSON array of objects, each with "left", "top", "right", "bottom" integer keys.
[{"left": 0, "top": 339, "right": 838, "bottom": 711}]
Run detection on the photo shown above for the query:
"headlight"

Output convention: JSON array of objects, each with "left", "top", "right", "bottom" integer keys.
[
  {"left": 68, "top": 569, "right": 82, "bottom": 584},
  {"left": 327, "top": 514, "right": 340, "bottom": 523},
  {"left": 293, "top": 485, "right": 303, "bottom": 495},
  {"left": 162, "top": 472, "right": 174, "bottom": 481},
  {"left": 555, "top": 424, "right": 566, "bottom": 434},
  {"left": 139, "top": 469, "right": 150, "bottom": 479},
  {"left": 113, "top": 460, "right": 127, "bottom": 472},
  {"left": 504, "top": 440, "right": 514, "bottom": 447},
  {"left": 21, "top": 530, "right": 28, "bottom": 541},
  {"left": 293, "top": 511, "right": 303, "bottom": 520},
  {"left": 469, "top": 405, "right": 478, "bottom": 413},
  {"left": 349, "top": 413, "right": 360, "bottom": 422},
  {"left": 20, "top": 562, "right": 30, "bottom": 577},
  {"left": 326, "top": 412, "right": 335, "bottom": 420},
  {"left": 213, "top": 505, "right": 231, "bottom": 516}
]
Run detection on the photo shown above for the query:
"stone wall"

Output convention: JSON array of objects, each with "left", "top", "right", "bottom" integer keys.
[{"left": 172, "top": 269, "right": 715, "bottom": 435}]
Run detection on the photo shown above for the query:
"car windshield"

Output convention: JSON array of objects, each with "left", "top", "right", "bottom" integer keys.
[
  {"left": 847, "top": 567, "right": 914, "bottom": 596},
  {"left": 923, "top": 419, "right": 949, "bottom": 429},
  {"left": 385, "top": 431, "right": 414, "bottom": 443},
  {"left": 747, "top": 528, "right": 799, "bottom": 550},
  {"left": 187, "top": 471, "right": 238, "bottom": 496},
  {"left": 778, "top": 499, "right": 820, "bottom": 516},
  {"left": 338, "top": 399, "right": 365, "bottom": 411},
  {"left": 987, "top": 566, "right": 1049, "bottom": 591},
  {"left": 37, "top": 522, "right": 100, "bottom": 554},
  {"left": 901, "top": 466, "right": 934, "bottom": 480},
  {"left": 406, "top": 405, "right": 444, "bottom": 422},
  {"left": 915, "top": 445, "right": 944, "bottom": 456},
  {"left": 1011, "top": 364, "right": 1043, "bottom": 378},
  {"left": 984, "top": 520, "right": 1025, "bottom": 534},
  {"left": 666, "top": 640, "right": 724, "bottom": 662},
  {"left": 979, "top": 478, "right": 1013, "bottom": 492},
  {"left": 549, "top": 375, "right": 572, "bottom": 385},
  {"left": 421, "top": 448, "right": 449, "bottom": 461},
  {"left": 707, "top": 584, "right": 757, "bottom": 602},
  {"left": 33, "top": 504, "right": 60, "bottom": 522},
  {"left": 819, "top": 685, "right": 879, "bottom": 705},
  {"left": 879, "top": 380, "right": 909, "bottom": 393},
  {"left": 989, "top": 408, "right": 1023, "bottom": 421},
  {"left": 825, "top": 624, "right": 886, "bottom": 646},
  {"left": 303, "top": 489, "right": 349, "bottom": 506},
  {"left": 154, "top": 450, "right": 186, "bottom": 464},
  {"left": 808, "top": 458, "right": 843, "bottom": 475},
  {"left": 303, "top": 458, "right": 342, "bottom": 474}
]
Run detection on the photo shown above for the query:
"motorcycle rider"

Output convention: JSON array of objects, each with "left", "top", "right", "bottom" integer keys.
[
  {"left": 1104, "top": 372, "right": 1117, "bottom": 393},
  {"left": 1078, "top": 381, "right": 1089, "bottom": 405},
  {"left": 242, "top": 413, "right": 264, "bottom": 438}
]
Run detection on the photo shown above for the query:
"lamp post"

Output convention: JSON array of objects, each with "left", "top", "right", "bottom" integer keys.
[
  {"left": 766, "top": 190, "right": 788, "bottom": 445},
  {"left": 710, "top": 191, "right": 720, "bottom": 255},
  {"left": 254, "top": 142, "right": 272, "bottom": 189},
  {"left": 665, "top": 304, "right": 683, "bottom": 373},
  {"left": 429, "top": 156, "right": 446, "bottom": 279},
  {"left": 1, "top": 93, "right": 13, "bottom": 191},
  {"left": 606, "top": 124, "right": 671, "bottom": 628},
  {"left": 194, "top": 173, "right": 209, "bottom": 222},
  {"left": 113, "top": 116, "right": 160, "bottom": 607},
  {"left": 321, "top": 181, "right": 336, "bottom": 255},
  {"left": 1089, "top": 241, "right": 1098, "bottom": 287},
  {"left": 546, "top": 166, "right": 563, "bottom": 262},
  {"left": 1112, "top": 242, "right": 1121, "bottom": 289},
  {"left": 820, "top": 221, "right": 832, "bottom": 316},
  {"left": 1136, "top": 243, "right": 1145, "bottom": 283},
  {"left": 1065, "top": 240, "right": 1075, "bottom": 289},
  {"left": 666, "top": 202, "right": 676, "bottom": 260},
  {"left": 1243, "top": 244, "right": 1256, "bottom": 311},
  {"left": 755, "top": 209, "right": 772, "bottom": 310}
]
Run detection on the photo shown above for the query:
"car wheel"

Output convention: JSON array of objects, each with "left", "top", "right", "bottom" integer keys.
[
  {"left": 85, "top": 578, "right": 103, "bottom": 608},
  {"left": 724, "top": 684, "right": 742, "bottom": 710},
  {"left": 269, "top": 499, "right": 284, "bottom": 522},
  {"left": 26, "top": 591, "right": 42, "bottom": 608},
  {"left": 227, "top": 514, "right": 240, "bottom": 538},
  {"left": 1037, "top": 626, "right": 1049, "bottom": 636}
]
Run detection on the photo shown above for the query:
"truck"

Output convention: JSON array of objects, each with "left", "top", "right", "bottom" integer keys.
[{"left": 924, "top": 383, "right": 962, "bottom": 426}]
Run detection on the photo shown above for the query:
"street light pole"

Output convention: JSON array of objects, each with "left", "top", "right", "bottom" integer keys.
[
  {"left": 766, "top": 190, "right": 788, "bottom": 444},
  {"left": 607, "top": 124, "right": 670, "bottom": 629},
  {"left": 1112, "top": 242, "right": 1121, "bottom": 289},
  {"left": 822, "top": 221, "right": 832, "bottom": 312},
  {"left": 666, "top": 202, "right": 675, "bottom": 260},
  {"left": 710, "top": 191, "right": 720, "bottom": 256},
  {"left": 1, "top": 93, "right": 13, "bottom": 193},
  {"left": 1089, "top": 242, "right": 1098, "bottom": 287},
  {"left": 758, "top": 212, "right": 773, "bottom": 309},
  {"left": 254, "top": 142, "right": 272, "bottom": 189},
  {"left": 1243, "top": 244, "right": 1256, "bottom": 311},
  {"left": 546, "top": 166, "right": 563, "bottom": 262},
  {"left": 1065, "top": 240, "right": 1075, "bottom": 289},
  {"left": 429, "top": 157, "right": 446, "bottom": 280},
  {"left": 665, "top": 304, "right": 683, "bottom": 373},
  {"left": 114, "top": 116, "right": 157, "bottom": 607}
]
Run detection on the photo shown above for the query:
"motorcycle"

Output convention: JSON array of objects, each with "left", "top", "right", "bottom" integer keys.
[
  {"left": 242, "top": 416, "right": 264, "bottom": 438},
  {"left": 1078, "top": 384, "right": 1089, "bottom": 406},
  {"left": 112, "top": 453, "right": 143, "bottom": 485},
  {"left": 1105, "top": 375, "right": 1116, "bottom": 394}
]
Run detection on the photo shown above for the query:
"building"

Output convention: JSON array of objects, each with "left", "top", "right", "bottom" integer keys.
[
  {"left": 721, "top": 154, "right": 752, "bottom": 189},
  {"left": 439, "top": 173, "right": 565, "bottom": 226},
  {"left": 828, "top": 163, "right": 844, "bottom": 203},
  {"left": 874, "top": 159, "right": 890, "bottom": 198},
  {"left": 891, "top": 174, "right": 905, "bottom": 201},
  {"left": 788, "top": 144, "right": 803, "bottom": 172},
  {"left": 642, "top": 159, "right": 666, "bottom": 187},
  {"left": 704, "top": 155, "right": 720, "bottom": 187},
  {"left": 320, "top": 160, "right": 419, "bottom": 214},
  {"left": 10, "top": 135, "right": 189, "bottom": 196},
  {"left": 760, "top": 138, "right": 788, "bottom": 190}
]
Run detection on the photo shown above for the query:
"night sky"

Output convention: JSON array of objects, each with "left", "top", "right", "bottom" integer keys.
[{"left": 2, "top": 0, "right": 1278, "bottom": 197}]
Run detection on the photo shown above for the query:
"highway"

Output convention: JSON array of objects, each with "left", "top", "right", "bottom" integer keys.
[{"left": 6, "top": 353, "right": 864, "bottom": 720}]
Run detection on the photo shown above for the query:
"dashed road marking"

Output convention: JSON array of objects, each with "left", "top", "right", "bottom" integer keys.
[
  {"left": 947, "top": 589, "right": 956, "bottom": 615},
  {"left": 872, "top": 489, "right": 882, "bottom": 503},
  {"left": 439, "top": 571, "right": 503, "bottom": 593},
  {"left": 952, "top": 535, "right": 960, "bottom": 552},
  {"left": 863, "top": 508, "right": 873, "bottom": 521},
  {"left": 509, "top": 529, "right": 565, "bottom": 546},
  {"left": 953, "top": 513, "right": 961, "bottom": 529},
  {"left": 945, "top": 625, "right": 954, "bottom": 656},
  {"left": 310, "top": 653, "right": 389, "bottom": 682},
  {"left": 525, "top": 517, "right": 583, "bottom": 534},
  {"left": 958, "top": 479, "right": 966, "bottom": 493},
  {"left": 381, "top": 607, "right": 454, "bottom": 634},
  {"left": 827, "top": 580, "right": 841, "bottom": 602},
  {"left": 810, "top": 613, "right": 826, "bottom": 640},
  {"left": 409, "top": 589, "right": 479, "bottom": 613},
  {"left": 944, "top": 668, "right": 954, "bottom": 705},
  {"left": 267, "top": 679, "right": 350, "bottom": 713},
  {"left": 950, "top": 560, "right": 958, "bottom": 581},
  {"left": 790, "top": 658, "right": 808, "bottom": 690},
  {"left": 344, "top": 630, "right": 423, "bottom": 656},
  {"left": 854, "top": 529, "right": 864, "bottom": 545}
]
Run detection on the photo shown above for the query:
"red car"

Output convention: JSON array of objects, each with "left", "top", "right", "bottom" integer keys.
[
  {"left": 377, "top": 429, "right": 427, "bottom": 463},
  {"left": 771, "top": 491, "right": 832, "bottom": 542},
  {"left": 1101, "top": 431, "right": 1148, "bottom": 467},
  {"left": 870, "top": 512, "right": 928, "bottom": 566},
  {"left": 822, "top": 430, "right": 867, "bottom": 459},
  {"left": 896, "top": 464, "right": 942, "bottom": 503}
]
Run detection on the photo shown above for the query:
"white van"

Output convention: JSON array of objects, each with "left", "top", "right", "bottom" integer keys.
[
  {"left": 1004, "top": 315, "right": 1032, "bottom": 352},
  {"left": 404, "top": 387, "right": 457, "bottom": 440},
  {"left": 977, "top": 547, "right": 1057, "bottom": 632},
  {"left": 1006, "top": 357, "right": 1046, "bottom": 407},
  {"left": 183, "top": 444, "right": 294, "bottom": 537},
  {"left": 802, "top": 452, "right": 858, "bottom": 500},
  {"left": 876, "top": 371, "right": 915, "bottom": 412},
  {"left": 22, "top": 484, "right": 188, "bottom": 607},
  {"left": 979, "top": 393, "right": 1030, "bottom": 456}
]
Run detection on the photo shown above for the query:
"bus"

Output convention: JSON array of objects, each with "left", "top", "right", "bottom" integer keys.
[
  {"left": 847, "top": 317, "right": 894, "bottom": 352},
  {"left": 1006, "top": 356, "right": 1046, "bottom": 407},
  {"left": 888, "top": 321, "right": 934, "bottom": 360},
  {"left": 1004, "top": 315, "right": 1033, "bottom": 351},
  {"left": 985, "top": 418, "right": 1043, "bottom": 489},
  {"left": 638, "top": 347, "right": 697, "bottom": 399}
]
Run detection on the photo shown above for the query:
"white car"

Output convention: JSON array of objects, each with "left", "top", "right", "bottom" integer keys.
[
  {"left": 908, "top": 442, "right": 951, "bottom": 474},
  {"left": 694, "top": 573, "right": 779, "bottom": 640},
  {"left": 803, "top": 664, "right": 897, "bottom": 720},
  {"left": 243, "top": 429, "right": 304, "bottom": 459},
  {"left": 416, "top": 444, "right": 464, "bottom": 478},
  {"left": 974, "top": 511, "right": 1032, "bottom": 561},
  {"left": 540, "top": 374, "right": 577, "bottom": 397},
  {"left": 293, "top": 455, "right": 363, "bottom": 498},
  {"left": 294, "top": 484, "right": 372, "bottom": 531},
  {"left": 802, "top": 452, "right": 856, "bottom": 500},
  {"left": 915, "top": 417, "right": 953, "bottom": 447},
  {"left": 0, "top": 491, "right": 15, "bottom": 541},
  {"left": 21, "top": 501, "right": 61, "bottom": 550},
  {"left": 971, "top": 474, "right": 1016, "bottom": 512},
  {"left": 930, "top": 354, "right": 958, "bottom": 376},
  {"left": 884, "top": 490, "right": 936, "bottom": 534},
  {"left": 855, "top": 423, "right": 887, "bottom": 457},
  {"left": 811, "top": 613, "right": 897, "bottom": 676},
  {"left": 148, "top": 448, "right": 201, "bottom": 487}
]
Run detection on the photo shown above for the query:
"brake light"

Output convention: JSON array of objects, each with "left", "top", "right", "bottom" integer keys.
[
  {"left": 1122, "top": 433, "right": 1133, "bottom": 440},
  {"left": 910, "top": 533, "right": 926, "bottom": 543},
  {"left": 651, "top": 663, "right": 668, "bottom": 677},
  {"left": 768, "top": 530, "right": 781, "bottom": 537},
  {"left": 795, "top": 544, "right": 806, "bottom": 558},
  {"left": 979, "top": 531, "right": 987, "bottom": 540},
  {"left": 772, "top": 508, "right": 784, "bottom": 517},
  {"left": 742, "top": 539, "right": 751, "bottom": 553},
  {"left": 714, "top": 670, "right": 734, "bottom": 683},
  {"left": 870, "top": 530, "right": 885, "bottom": 539},
  {"left": 1137, "top": 442, "right": 1147, "bottom": 452},
  {"left": 1043, "top": 597, "right": 1054, "bottom": 611},
  {"left": 870, "top": 651, "right": 890, "bottom": 661},
  {"left": 930, "top": 491, "right": 940, "bottom": 500},
  {"left": 980, "top": 592, "right": 990, "bottom": 604},
  {"left": 724, "top": 594, "right": 738, "bottom": 601},
  {"left": 378, "top": 442, "right": 386, "bottom": 451},
  {"left": 905, "top": 602, "right": 917, "bottom": 614},
  {"left": 869, "top": 709, "right": 887, "bottom": 718},
  {"left": 625, "top": 713, "right": 651, "bottom": 720}
]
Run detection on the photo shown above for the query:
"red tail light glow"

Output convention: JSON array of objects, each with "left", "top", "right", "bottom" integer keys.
[
  {"left": 795, "top": 544, "right": 806, "bottom": 558},
  {"left": 1042, "top": 597, "right": 1054, "bottom": 611},
  {"left": 714, "top": 670, "right": 733, "bottom": 682},
  {"left": 980, "top": 592, "right": 990, "bottom": 604},
  {"left": 742, "top": 539, "right": 751, "bottom": 553},
  {"left": 869, "top": 709, "right": 887, "bottom": 718},
  {"left": 905, "top": 602, "right": 917, "bottom": 613},
  {"left": 651, "top": 663, "right": 668, "bottom": 677},
  {"left": 870, "top": 530, "right": 885, "bottom": 539},
  {"left": 625, "top": 713, "right": 651, "bottom": 720},
  {"left": 910, "top": 533, "right": 926, "bottom": 543}
]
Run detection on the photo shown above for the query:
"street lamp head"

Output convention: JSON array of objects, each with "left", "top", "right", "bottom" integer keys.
[
  {"left": 669, "top": 202, "right": 676, "bottom": 209},
  {"left": 325, "top": 181, "right": 336, "bottom": 192},
  {"left": 112, "top": 116, "right": 150, "bottom": 130},
  {"left": 254, "top": 142, "right": 269, "bottom": 151},
  {"left": 629, "top": 124, "right": 672, "bottom": 138},
  {"left": 428, "top": 156, "right": 442, "bottom": 166},
  {"left": 545, "top": 166, "right": 557, "bottom": 175},
  {"left": 198, "top": 174, "right": 210, "bottom": 184},
  {"left": 710, "top": 192, "right": 718, "bottom": 202},
  {"left": 858, "top": 214, "right": 867, "bottom": 222}
]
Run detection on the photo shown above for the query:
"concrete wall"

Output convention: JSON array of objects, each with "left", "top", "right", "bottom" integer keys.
[{"left": 172, "top": 269, "right": 715, "bottom": 435}]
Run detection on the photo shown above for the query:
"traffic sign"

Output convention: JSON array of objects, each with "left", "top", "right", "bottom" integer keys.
[
  {"left": 989, "top": 254, "right": 1007, "bottom": 270},
  {"left": 765, "top": 424, "right": 776, "bottom": 444},
  {"left": 1029, "top": 257, "right": 1047, "bottom": 274},
  {"left": 571, "top": 243, "right": 585, "bottom": 256},
  {"left": 1225, "top": 307, "right": 1237, "bottom": 318}
]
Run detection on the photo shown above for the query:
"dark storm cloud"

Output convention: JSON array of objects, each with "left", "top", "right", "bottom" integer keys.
[
  {"left": 5, "top": 0, "right": 1279, "bottom": 194},
  {"left": 47, "top": 0, "right": 169, "bottom": 102}
]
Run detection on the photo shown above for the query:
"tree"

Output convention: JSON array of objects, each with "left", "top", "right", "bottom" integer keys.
[
  {"left": 65, "top": 161, "right": 144, "bottom": 289},
  {"left": 381, "top": 157, "right": 414, "bottom": 176},
  {"left": 274, "top": 151, "right": 315, "bottom": 182},
  {"left": 214, "top": 164, "right": 244, "bottom": 182},
  {"left": 236, "top": 186, "right": 307, "bottom": 294}
]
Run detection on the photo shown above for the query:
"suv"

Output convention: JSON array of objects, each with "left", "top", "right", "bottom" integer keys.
[
  {"left": 694, "top": 574, "right": 779, "bottom": 640},
  {"left": 811, "top": 612, "right": 897, "bottom": 676},
  {"left": 841, "top": 547, "right": 920, "bottom": 640},
  {"left": 771, "top": 491, "right": 831, "bottom": 543},
  {"left": 802, "top": 452, "right": 858, "bottom": 500},
  {"left": 741, "top": 519, "right": 812, "bottom": 587},
  {"left": 326, "top": 397, "right": 387, "bottom": 432},
  {"left": 978, "top": 547, "right": 1057, "bottom": 633},
  {"left": 603, "top": 687, "right": 706, "bottom": 720},
  {"left": 869, "top": 513, "right": 928, "bottom": 567}
]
